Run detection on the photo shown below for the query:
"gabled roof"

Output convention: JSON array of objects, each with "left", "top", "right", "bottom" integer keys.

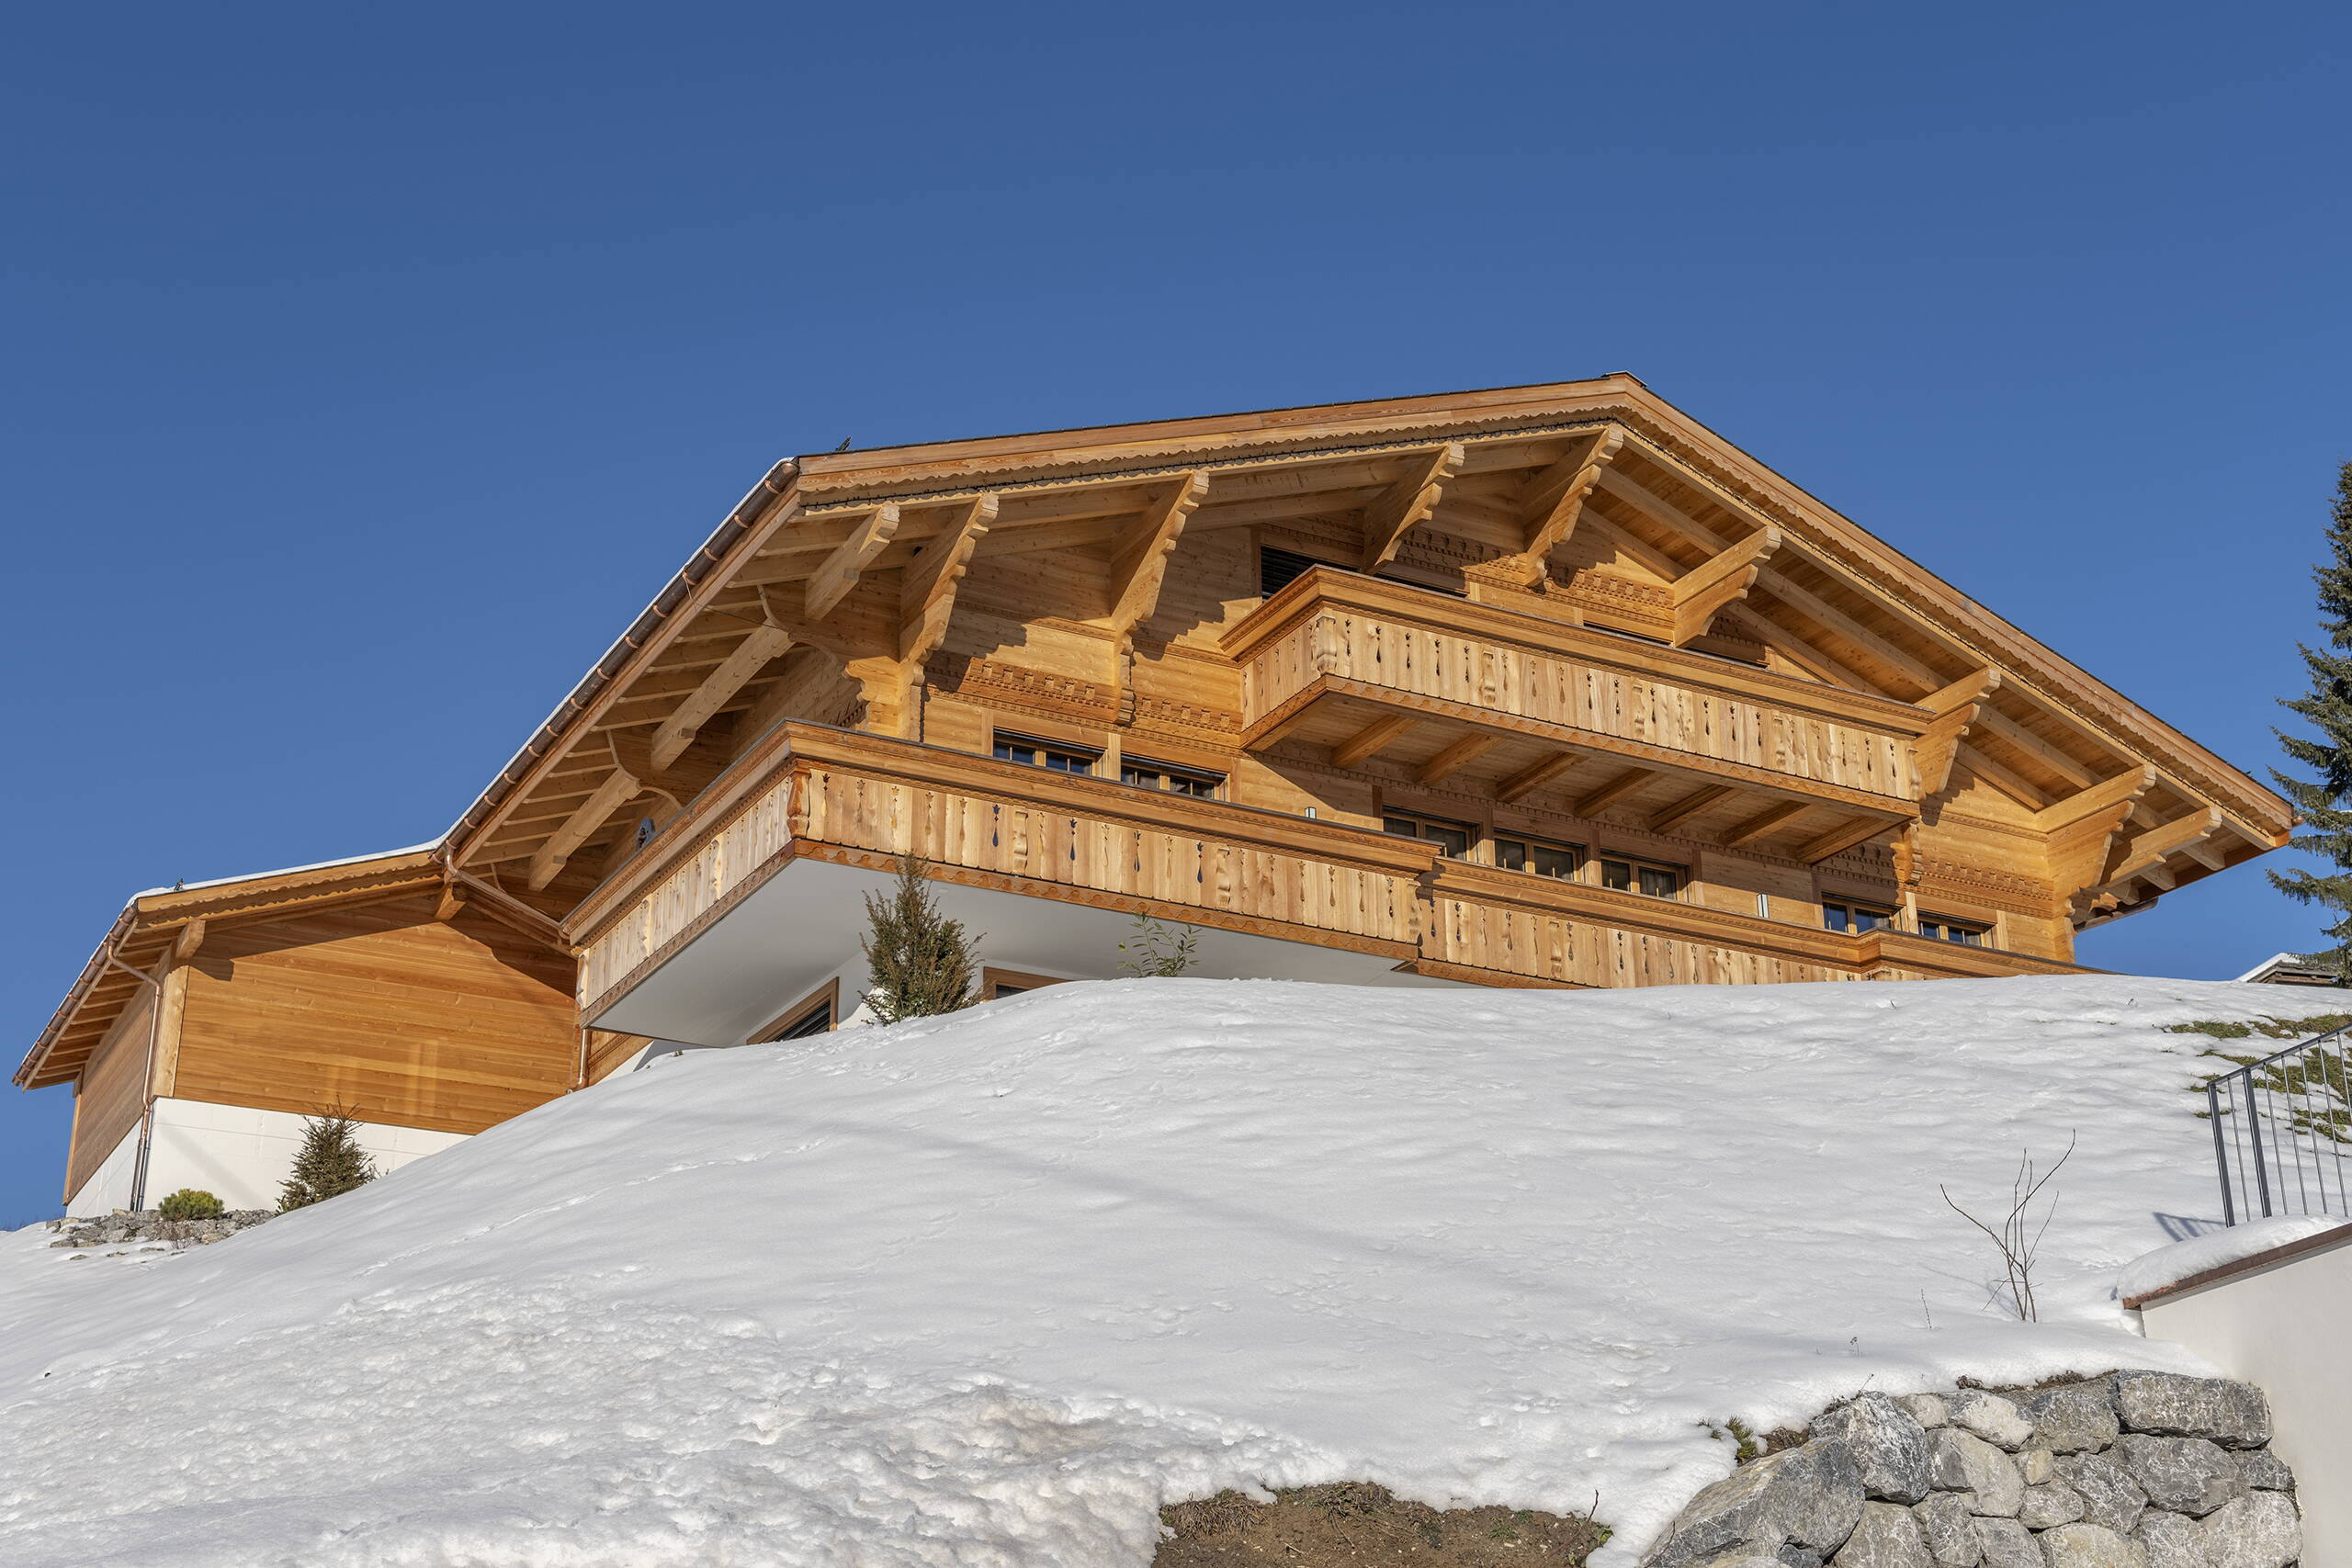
[
  {"left": 442, "top": 374, "right": 2291, "bottom": 906},
  {"left": 17, "top": 847, "right": 444, "bottom": 1091}
]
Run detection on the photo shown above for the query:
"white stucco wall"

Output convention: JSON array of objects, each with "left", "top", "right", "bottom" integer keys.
[
  {"left": 63, "top": 1123, "right": 144, "bottom": 1218},
  {"left": 2137, "top": 1230, "right": 2352, "bottom": 1562},
  {"left": 65, "top": 1100, "right": 470, "bottom": 1215}
]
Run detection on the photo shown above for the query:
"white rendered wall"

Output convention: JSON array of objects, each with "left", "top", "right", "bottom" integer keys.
[
  {"left": 2137, "top": 1233, "right": 2352, "bottom": 1562},
  {"left": 132, "top": 1100, "right": 469, "bottom": 1213},
  {"left": 63, "top": 1124, "right": 143, "bottom": 1218}
]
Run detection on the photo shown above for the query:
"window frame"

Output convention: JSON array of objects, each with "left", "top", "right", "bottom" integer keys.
[
  {"left": 1490, "top": 833, "right": 1586, "bottom": 882},
  {"left": 1598, "top": 852, "right": 1686, "bottom": 900},
  {"left": 1380, "top": 810, "right": 1476, "bottom": 859},
  {"left": 982, "top": 966, "right": 1071, "bottom": 1001},
  {"left": 1118, "top": 755, "right": 1226, "bottom": 799},
  {"left": 1821, "top": 897, "right": 1900, "bottom": 935},
  {"left": 750, "top": 978, "right": 838, "bottom": 1043},
  {"left": 992, "top": 730, "right": 1102, "bottom": 776},
  {"left": 1917, "top": 912, "right": 1993, "bottom": 947}
]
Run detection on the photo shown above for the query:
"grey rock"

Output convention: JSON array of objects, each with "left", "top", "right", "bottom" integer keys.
[
  {"left": 2191, "top": 1493, "right": 2300, "bottom": 1568},
  {"left": 1971, "top": 1518, "right": 2041, "bottom": 1568},
  {"left": 2040, "top": 1522, "right": 2151, "bottom": 1567},
  {"left": 1897, "top": 1394, "right": 1951, "bottom": 1430},
  {"left": 2019, "top": 1480, "right": 2087, "bottom": 1529},
  {"left": 1777, "top": 1551, "right": 1826, "bottom": 1568},
  {"left": 2021, "top": 1380, "right": 2120, "bottom": 1454},
  {"left": 1690, "top": 1559, "right": 1786, "bottom": 1568},
  {"left": 2059, "top": 1451, "right": 2151, "bottom": 1533},
  {"left": 1812, "top": 1394, "right": 1932, "bottom": 1505},
  {"left": 2112, "top": 1372, "right": 2269, "bottom": 1450},
  {"left": 1928, "top": 1429, "right": 2023, "bottom": 1517},
  {"left": 2018, "top": 1449, "right": 2056, "bottom": 1486},
  {"left": 1913, "top": 1492, "right": 1979, "bottom": 1567},
  {"left": 1645, "top": 1440, "right": 1867, "bottom": 1568},
  {"left": 2232, "top": 1449, "right": 2293, "bottom": 1492},
  {"left": 1829, "top": 1504, "right": 1930, "bottom": 1568},
  {"left": 2114, "top": 1435, "right": 2243, "bottom": 1517},
  {"left": 2132, "top": 1511, "right": 2203, "bottom": 1568},
  {"left": 1949, "top": 1392, "right": 2035, "bottom": 1451}
]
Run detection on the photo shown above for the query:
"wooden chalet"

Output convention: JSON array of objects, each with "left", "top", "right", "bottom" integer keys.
[{"left": 21, "top": 376, "right": 2294, "bottom": 1212}]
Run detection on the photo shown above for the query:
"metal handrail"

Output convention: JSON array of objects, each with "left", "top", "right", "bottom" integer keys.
[{"left": 2206, "top": 1022, "right": 2352, "bottom": 1225}]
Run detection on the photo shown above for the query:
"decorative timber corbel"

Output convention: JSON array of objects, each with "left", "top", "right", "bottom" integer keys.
[
  {"left": 1668, "top": 525, "right": 1782, "bottom": 647},
  {"left": 805, "top": 504, "right": 901, "bottom": 619},
  {"left": 1104, "top": 472, "right": 1209, "bottom": 720},
  {"left": 2033, "top": 764, "right": 2158, "bottom": 923},
  {"left": 1360, "top": 443, "right": 1465, "bottom": 572},
  {"left": 1913, "top": 669, "right": 1999, "bottom": 809},
  {"left": 1496, "top": 425, "right": 1625, "bottom": 586},
  {"left": 2086, "top": 806, "right": 2225, "bottom": 903}
]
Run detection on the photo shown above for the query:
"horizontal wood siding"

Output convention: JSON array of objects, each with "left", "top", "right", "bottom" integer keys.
[
  {"left": 173, "top": 896, "right": 576, "bottom": 1135},
  {"left": 1249, "top": 607, "right": 1918, "bottom": 803},
  {"left": 1428, "top": 897, "right": 1859, "bottom": 987},
  {"left": 65, "top": 989, "right": 153, "bottom": 1200}
]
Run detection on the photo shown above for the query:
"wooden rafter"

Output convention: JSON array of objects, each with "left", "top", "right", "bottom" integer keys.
[
  {"left": 1954, "top": 740, "right": 2050, "bottom": 807},
  {"left": 2097, "top": 806, "right": 2223, "bottom": 897},
  {"left": 1333, "top": 713, "right": 1418, "bottom": 769},
  {"left": 1724, "top": 799, "right": 1810, "bottom": 847},
  {"left": 1360, "top": 443, "right": 1464, "bottom": 571},
  {"left": 805, "top": 504, "right": 900, "bottom": 620},
  {"left": 1668, "top": 526, "right": 1781, "bottom": 647},
  {"left": 526, "top": 731, "right": 647, "bottom": 891},
  {"left": 1973, "top": 705, "right": 2101, "bottom": 790},
  {"left": 1574, "top": 767, "right": 1657, "bottom": 818},
  {"left": 1417, "top": 733, "right": 1500, "bottom": 786},
  {"left": 650, "top": 622, "right": 797, "bottom": 773},
  {"left": 1495, "top": 750, "right": 1579, "bottom": 804},
  {"left": 1648, "top": 784, "right": 1736, "bottom": 835},
  {"left": 1799, "top": 816, "right": 1894, "bottom": 864}
]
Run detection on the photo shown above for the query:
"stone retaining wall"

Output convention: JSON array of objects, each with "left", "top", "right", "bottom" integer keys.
[
  {"left": 1643, "top": 1372, "right": 2298, "bottom": 1567},
  {"left": 47, "top": 1209, "right": 274, "bottom": 1250}
]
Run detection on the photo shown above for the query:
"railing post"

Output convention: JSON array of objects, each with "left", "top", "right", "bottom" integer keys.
[
  {"left": 2243, "top": 1067, "right": 2273, "bottom": 1219},
  {"left": 2210, "top": 1077, "right": 2236, "bottom": 1228}
]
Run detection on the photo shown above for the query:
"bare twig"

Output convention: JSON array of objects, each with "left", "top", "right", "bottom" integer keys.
[{"left": 1940, "top": 1134, "right": 2076, "bottom": 1321}]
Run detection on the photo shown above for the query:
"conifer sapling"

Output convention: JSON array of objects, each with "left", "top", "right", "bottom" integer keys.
[
  {"left": 278, "top": 1105, "right": 379, "bottom": 1212},
  {"left": 859, "top": 853, "right": 979, "bottom": 1022},
  {"left": 2271, "top": 461, "right": 2352, "bottom": 983}
]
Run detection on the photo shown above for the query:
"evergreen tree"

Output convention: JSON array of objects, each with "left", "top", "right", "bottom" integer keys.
[
  {"left": 859, "top": 853, "right": 978, "bottom": 1022},
  {"left": 278, "top": 1106, "right": 379, "bottom": 1212},
  {"left": 2271, "top": 461, "right": 2352, "bottom": 984}
]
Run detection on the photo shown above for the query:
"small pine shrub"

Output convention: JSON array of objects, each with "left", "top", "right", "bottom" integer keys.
[
  {"left": 156, "top": 1189, "right": 223, "bottom": 1221},
  {"left": 278, "top": 1106, "right": 379, "bottom": 1213},
  {"left": 859, "top": 853, "right": 979, "bottom": 1023}
]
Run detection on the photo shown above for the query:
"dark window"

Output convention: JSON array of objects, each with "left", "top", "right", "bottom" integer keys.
[
  {"left": 1383, "top": 813, "right": 1472, "bottom": 858},
  {"left": 1600, "top": 857, "right": 1682, "bottom": 898},
  {"left": 756, "top": 996, "right": 833, "bottom": 1043},
  {"left": 1120, "top": 757, "right": 1224, "bottom": 797},
  {"left": 994, "top": 733, "right": 1100, "bottom": 774},
  {"left": 1919, "top": 913, "right": 1989, "bottom": 946},
  {"left": 1259, "top": 547, "right": 1329, "bottom": 598},
  {"left": 1494, "top": 836, "right": 1582, "bottom": 879},
  {"left": 1822, "top": 898, "right": 1897, "bottom": 934}
]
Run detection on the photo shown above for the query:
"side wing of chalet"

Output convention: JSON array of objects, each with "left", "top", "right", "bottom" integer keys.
[{"left": 19, "top": 376, "right": 2295, "bottom": 1213}]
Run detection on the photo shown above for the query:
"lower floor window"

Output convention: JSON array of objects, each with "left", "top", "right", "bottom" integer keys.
[
  {"left": 1600, "top": 856, "right": 1682, "bottom": 898},
  {"left": 1822, "top": 899, "right": 1896, "bottom": 933},
  {"left": 753, "top": 985, "right": 836, "bottom": 1043},
  {"left": 1918, "top": 913, "right": 1990, "bottom": 946},
  {"left": 1494, "top": 836, "right": 1582, "bottom": 879},
  {"left": 1383, "top": 813, "right": 1473, "bottom": 858}
]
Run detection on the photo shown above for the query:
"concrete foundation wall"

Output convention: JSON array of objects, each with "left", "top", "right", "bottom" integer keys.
[{"left": 64, "top": 1100, "right": 470, "bottom": 1215}]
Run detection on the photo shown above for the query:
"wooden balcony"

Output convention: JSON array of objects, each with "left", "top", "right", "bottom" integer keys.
[
  {"left": 1224, "top": 568, "right": 1943, "bottom": 861},
  {"left": 567, "top": 722, "right": 2084, "bottom": 1021}
]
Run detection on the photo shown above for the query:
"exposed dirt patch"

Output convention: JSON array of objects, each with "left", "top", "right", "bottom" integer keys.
[{"left": 1156, "top": 1482, "right": 1607, "bottom": 1567}]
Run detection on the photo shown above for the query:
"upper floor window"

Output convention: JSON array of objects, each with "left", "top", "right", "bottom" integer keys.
[
  {"left": 1383, "top": 812, "right": 1473, "bottom": 858},
  {"left": 1600, "top": 855, "right": 1683, "bottom": 899},
  {"left": 1260, "top": 546, "right": 1331, "bottom": 598},
  {"left": 1822, "top": 898, "right": 1897, "bottom": 934},
  {"left": 994, "top": 732, "right": 1100, "bottom": 774},
  {"left": 1494, "top": 835, "right": 1583, "bottom": 880},
  {"left": 1918, "top": 913, "right": 1990, "bottom": 946},
  {"left": 1120, "top": 757, "right": 1224, "bottom": 798}
]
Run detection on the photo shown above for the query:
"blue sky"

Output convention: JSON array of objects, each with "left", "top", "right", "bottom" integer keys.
[{"left": 4, "top": 5, "right": 2347, "bottom": 1221}]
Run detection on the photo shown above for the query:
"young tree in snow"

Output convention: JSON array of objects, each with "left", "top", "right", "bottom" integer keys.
[
  {"left": 1117, "top": 914, "right": 1200, "bottom": 977},
  {"left": 859, "top": 853, "right": 978, "bottom": 1023},
  {"left": 2270, "top": 461, "right": 2352, "bottom": 984},
  {"left": 278, "top": 1107, "right": 379, "bottom": 1212}
]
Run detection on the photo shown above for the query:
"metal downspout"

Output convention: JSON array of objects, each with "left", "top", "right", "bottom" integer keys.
[{"left": 101, "top": 953, "right": 164, "bottom": 1213}]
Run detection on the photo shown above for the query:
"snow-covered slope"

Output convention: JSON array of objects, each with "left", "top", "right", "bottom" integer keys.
[{"left": 0, "top": 976, "right": 2306, "bottom": 1566}]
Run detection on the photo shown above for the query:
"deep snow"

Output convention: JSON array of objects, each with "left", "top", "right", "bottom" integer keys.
[{"left": 0, "top": 976, "right": 2310, "bottom": 1566}]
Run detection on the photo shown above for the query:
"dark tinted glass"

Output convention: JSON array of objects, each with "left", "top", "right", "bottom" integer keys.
[
  {"left": 1600, "top": 859, "right": 1633, "bottom": 891},
  {"left": 1533, "top": 845, "right": 1577, "bottom": 879},
  {"left": 1494, "top": 838, "right": 1528, "bottom": 871}
]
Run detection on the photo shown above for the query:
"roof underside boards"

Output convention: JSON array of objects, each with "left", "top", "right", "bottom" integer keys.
[
  {"left": 439, "top": 377, "right": 2290, "bottom": 932},
  {"left": 17, "top": 851, "right": 445, "bottom": 1091}
]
